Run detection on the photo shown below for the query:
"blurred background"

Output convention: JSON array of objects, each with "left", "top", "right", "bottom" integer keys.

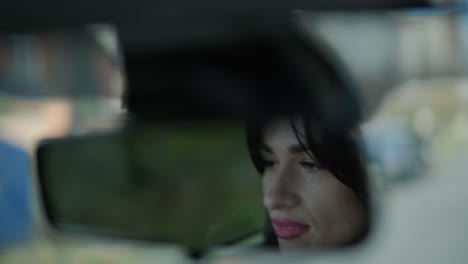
[{"left": 1, "top": 8, "right": 468, "bottom": 264}]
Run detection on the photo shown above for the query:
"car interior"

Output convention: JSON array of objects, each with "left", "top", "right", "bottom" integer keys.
[{"left": 1, "top": 0, "right": 468, "bottom": 263}]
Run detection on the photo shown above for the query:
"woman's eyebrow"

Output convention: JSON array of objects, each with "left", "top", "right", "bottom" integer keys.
[{"left": 288, "top": 144, "right": 309, "bottom": 154}]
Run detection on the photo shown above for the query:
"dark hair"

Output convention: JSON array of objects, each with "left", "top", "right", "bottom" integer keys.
[{"left": 245, "top": 25, "right": 369, "bottom": 248}]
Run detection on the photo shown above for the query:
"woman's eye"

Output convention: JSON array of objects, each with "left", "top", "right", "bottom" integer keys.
[
  {"left": 260, "top": 159, "right": 277, "bottom": 168},
  {"left": 299, "top": 160, "right": 320, "bottom": 171}
]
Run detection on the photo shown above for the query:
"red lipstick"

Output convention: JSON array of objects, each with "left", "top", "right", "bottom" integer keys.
[{"left": 271, "top": 217, "right": 309, "bottom": 240}]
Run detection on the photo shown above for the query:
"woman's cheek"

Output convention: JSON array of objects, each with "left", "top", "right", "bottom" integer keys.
[
  {"left": 301, "top": 174, "right": 348, "bottom": 239},
  {"left": 322, "top": 178, "right": 367, "bottom": 244}
]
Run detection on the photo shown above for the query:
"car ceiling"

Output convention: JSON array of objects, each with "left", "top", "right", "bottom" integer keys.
[{"left": 0, "top": 0, "right": 441, "bottom": 51}]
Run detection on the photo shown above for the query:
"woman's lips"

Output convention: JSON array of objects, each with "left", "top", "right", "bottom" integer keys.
[{"left": 271, "top": 217, "right": 310, "bottom": 240}]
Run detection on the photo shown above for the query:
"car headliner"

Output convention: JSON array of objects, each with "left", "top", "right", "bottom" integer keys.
[{"left": 0, "top": 1, "right": 443, "bottom": 53}]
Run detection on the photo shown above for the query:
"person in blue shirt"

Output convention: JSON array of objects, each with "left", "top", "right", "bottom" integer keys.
[{"left": 0, "top": 140, "right": 32, "bottom": 249}]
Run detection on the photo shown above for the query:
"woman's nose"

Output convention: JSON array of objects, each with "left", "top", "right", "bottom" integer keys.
[{"left": 263, "top": 165, "right": 300, "bottom": 210}]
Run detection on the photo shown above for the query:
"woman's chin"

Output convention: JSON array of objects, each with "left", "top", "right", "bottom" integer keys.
[{"left": 277, "top": 237, "right": 316, "bottom": 252}]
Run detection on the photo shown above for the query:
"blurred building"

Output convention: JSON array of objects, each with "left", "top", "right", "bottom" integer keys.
[{"left": 302, "top": 11, "right": 464, "bottom": 119}]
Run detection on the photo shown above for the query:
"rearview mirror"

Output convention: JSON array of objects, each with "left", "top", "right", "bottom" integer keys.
[
  {"left": 37, "top": 121, "right": 265, "bottom": 252},
  {"left": 36, "top": 21, "right": 372, "bottom": 255}
]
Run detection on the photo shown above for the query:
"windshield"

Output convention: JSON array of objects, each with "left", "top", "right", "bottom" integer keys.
[{"left": 1, "top": 9, "right": 468, "bottom": 263}]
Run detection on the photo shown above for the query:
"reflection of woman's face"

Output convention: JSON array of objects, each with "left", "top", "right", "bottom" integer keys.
[{"left": 260, "top": 119, "right": 367, "bottom": 250}]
